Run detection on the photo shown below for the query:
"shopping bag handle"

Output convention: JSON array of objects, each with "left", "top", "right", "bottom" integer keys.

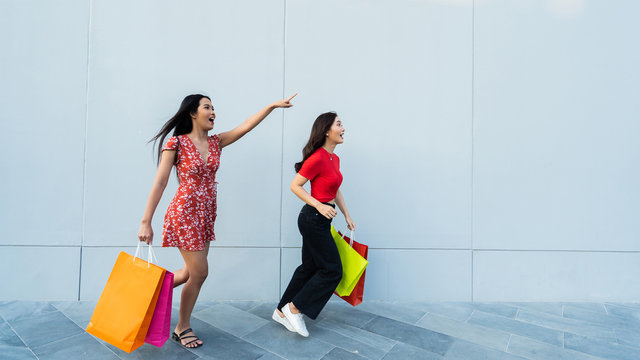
[
  {"left": 339, "top": 229, "right": 355, "bottom": 247},
  {"left": 134, "top": 241, "right": 158, "bottom": 268}
]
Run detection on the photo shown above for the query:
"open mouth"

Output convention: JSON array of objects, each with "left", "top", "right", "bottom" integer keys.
[{"left": 209, "top": 117, "right": 215, "bottom": 124}]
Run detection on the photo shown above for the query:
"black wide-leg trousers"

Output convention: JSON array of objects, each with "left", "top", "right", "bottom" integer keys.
[{"left": 277, "top": 203, "right": 343, "bottom": 320}]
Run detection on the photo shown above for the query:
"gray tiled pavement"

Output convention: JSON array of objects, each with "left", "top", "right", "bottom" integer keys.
[{"left": 1, "top": 300, "right": 639, "bottom": 359}]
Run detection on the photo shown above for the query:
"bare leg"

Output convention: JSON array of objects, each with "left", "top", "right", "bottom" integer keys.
[{"left": 174, "top": 242, "right": 209, "bottom": 347}]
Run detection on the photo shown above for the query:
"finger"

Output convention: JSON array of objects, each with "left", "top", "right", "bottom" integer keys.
[{"left": 286, "top": 92, "right": 298, "bottom": 101}]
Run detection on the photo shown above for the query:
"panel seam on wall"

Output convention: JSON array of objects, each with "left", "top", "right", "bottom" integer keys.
[
  {"left": 278, "top": 0, "right": 288, "bottom": 297},
  {"left": 4, "top": 245, "right": 637, "bottom": 253},
  {"left": 471, "top": 0, "right": 476, "bottom": 303},
  {"left": 78, "top": 0, "right": 95, "bottom": 301}
]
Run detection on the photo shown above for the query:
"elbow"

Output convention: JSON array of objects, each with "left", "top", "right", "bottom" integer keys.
[
  {"left": 290, "top": 182, "right": 303, "bottom": 194},
  {"left": 155, "top": 179, "right": 168, "bottom": 191}
]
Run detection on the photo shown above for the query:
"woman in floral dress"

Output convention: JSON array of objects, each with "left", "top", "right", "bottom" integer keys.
[{"left": 137, "top": 93, "right": 296, "bottom": 348}]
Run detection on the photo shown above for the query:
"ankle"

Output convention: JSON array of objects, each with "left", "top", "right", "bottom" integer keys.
[
  {"left": 175, "top": 324, "right": 190, "bottom": 333},
  {"left": 289, "top": 302, "right": 300, "bottom": 314}
]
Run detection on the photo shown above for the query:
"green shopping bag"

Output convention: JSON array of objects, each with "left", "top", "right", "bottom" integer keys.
[{"left": 331, "top": 226, "right": 369, "bottom": 296}]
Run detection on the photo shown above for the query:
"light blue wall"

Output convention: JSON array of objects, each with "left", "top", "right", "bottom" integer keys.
[{"left": 1, "top": 0, "right": 638, "bottom": 301}]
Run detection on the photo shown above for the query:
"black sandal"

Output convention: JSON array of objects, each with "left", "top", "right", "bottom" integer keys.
[{"left": 172, "top": 328, "right": 203, "bottom": 348}]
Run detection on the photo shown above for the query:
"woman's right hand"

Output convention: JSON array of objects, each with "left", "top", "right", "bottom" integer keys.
[
  {"left": 138, "top": 222, "right": 153, "bottom": 245},
  {"left": 271, "top": 93, "right": 298, "bottom": 108},
  {"left": 316, "top": 203, "right": 337, "bottom": 219}
]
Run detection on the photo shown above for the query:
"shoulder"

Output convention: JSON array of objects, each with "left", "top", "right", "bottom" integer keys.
[
  {"left": 210, "top": 134, "right": 221, "bottom": 143},
  {"left": 162, "top": 136, "right": 179, "bottom": 151},
  {"left": 304, "top": 149, "right": 324, "bottom": 165},
  {"left": 309, "top": 148, "right": 325, "bottom": 160}
]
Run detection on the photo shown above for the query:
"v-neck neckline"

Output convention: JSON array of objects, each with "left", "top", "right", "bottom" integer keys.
[{"left": 185, "top": 135, "right": 210, "bottom": 164}]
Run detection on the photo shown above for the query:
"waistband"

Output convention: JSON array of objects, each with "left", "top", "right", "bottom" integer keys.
[{"left": 303, "top": 202, "right": 335, "bottom": 210}]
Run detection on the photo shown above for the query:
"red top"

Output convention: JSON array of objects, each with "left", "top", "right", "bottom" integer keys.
[{"left": 298, "top": 147, "right": 343, "bottom": 202}]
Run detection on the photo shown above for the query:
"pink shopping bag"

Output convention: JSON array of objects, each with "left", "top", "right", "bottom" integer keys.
[{"left": 145, "top": 271, "right": 173, "bottom": 347}]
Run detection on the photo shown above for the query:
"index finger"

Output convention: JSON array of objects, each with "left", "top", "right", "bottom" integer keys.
[{"left": 286, "top": 92, "right": 298, "bottom": 101}]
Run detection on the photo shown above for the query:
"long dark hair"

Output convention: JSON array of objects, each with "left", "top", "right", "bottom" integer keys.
[
  {"left": 294, "top": 112, "right": 337, "bottom": 172},
  {"left": 150, "top": 94, "right": 210, "bottom": 164}
]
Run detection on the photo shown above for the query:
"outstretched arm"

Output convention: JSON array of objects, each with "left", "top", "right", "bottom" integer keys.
[
  {"left": 219, "top": 93, "right": 297, "bottom": 149},
  {"left": 138, "top": 150, "right": 175, "bottom": 244}
]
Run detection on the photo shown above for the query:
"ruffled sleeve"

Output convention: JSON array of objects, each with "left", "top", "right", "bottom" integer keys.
[
  {"left": 162, "top": 136, "right": 178, "bottom": 152},
  {"left": 210, "top": 134, "right": 221, "bottom": 151}
]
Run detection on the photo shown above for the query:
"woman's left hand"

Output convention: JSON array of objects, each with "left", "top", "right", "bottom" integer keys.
[
  {"left": 272, "top": 93, "right": 298, "bottom": 108},
  {"left": 346, "top": 216, "right": 356, "bottom": 231}
]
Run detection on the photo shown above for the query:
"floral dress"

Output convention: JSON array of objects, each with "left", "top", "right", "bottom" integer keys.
[{"left": 161, "top": 134, "right": 221, "bottom": 251}]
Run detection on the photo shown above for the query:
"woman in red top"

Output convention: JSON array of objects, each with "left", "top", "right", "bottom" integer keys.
[
  {"left": 273, "top": 112, "right": 355, "bottom": 337},
  {"left": 138, "top": 93, "right": 296, "bottom": 348}
]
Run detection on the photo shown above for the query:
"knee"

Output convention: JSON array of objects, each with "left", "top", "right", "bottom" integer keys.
[
  {"left": 189, "top": 269, "right": 208, "bottom": 285},
  {"left": 180, "top": 268, "right": 190, "bottom": 280}
]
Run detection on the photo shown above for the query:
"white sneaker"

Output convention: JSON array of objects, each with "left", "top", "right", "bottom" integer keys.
[
  {"left": 282, "top": 303, "right": 309, "bottom": 337},
  {"left": 272, "top": 309, "right": 295, "bottom": 332}
]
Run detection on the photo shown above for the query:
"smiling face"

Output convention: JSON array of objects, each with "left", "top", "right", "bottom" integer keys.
[
  {"left": 191, "top": 97, "right": 215, "bottom": 131},
  {"left": 325, "top": 116, "right": 345, "bottom": 145}
]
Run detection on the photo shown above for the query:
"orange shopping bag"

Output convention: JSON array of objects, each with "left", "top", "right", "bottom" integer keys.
[{"left": 86, "top": 243, "right": 165, "bottom": 353}]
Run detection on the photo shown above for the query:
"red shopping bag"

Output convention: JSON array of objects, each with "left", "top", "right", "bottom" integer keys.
[
  {"left": 145, "top": 271, "right": 174, "bottom": 347},
  {"left": 334, "top": 230, "right": 368, "bottom": 306}
]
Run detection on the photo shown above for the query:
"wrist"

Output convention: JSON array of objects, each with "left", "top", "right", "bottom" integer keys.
[{"left": 141, "top": 219, "right": 151, "bottom": 225}]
